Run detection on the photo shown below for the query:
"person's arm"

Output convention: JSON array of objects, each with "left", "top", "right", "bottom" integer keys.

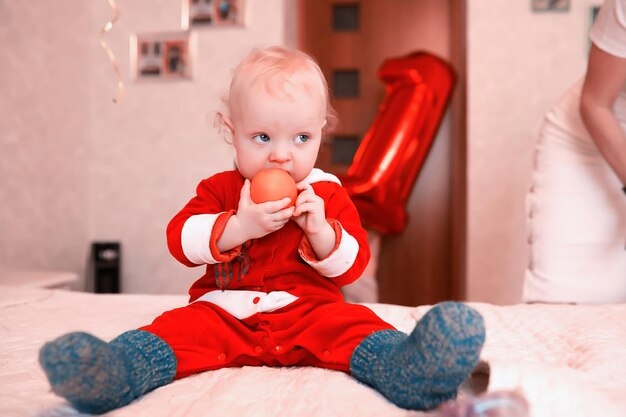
[
  {"left": 292, "top": 182, "right": 335, "bottom": 259},
  {"left": 166, "top": 176, "right": 239, "bottom": 267},
  {"left": 166, "top": 173, "right": 293, "bottom": 267},
  {"left": 217, "top": 179, "right": 294, "bottom": 252},
  {"left": 580, "top": 44, "right": 626, "bottom": 186},
  {"left": 296, "top": 182, "right": 370, "bottom": 287}
]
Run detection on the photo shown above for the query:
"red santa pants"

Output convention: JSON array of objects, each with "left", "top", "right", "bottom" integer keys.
[{"left": 140, "top": 299, "right": 395, "bottom": 379}]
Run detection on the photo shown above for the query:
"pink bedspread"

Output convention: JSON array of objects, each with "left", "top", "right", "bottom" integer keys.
[{"left": 0, "top": 285, "right": 624, "bottom": 417}]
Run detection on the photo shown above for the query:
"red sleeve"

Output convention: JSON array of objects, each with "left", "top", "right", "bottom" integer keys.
[
  {"left": 166, "top": 172, "right": 243, "bottom": 267},
  {"left": 298, "top": 183, "right": 371, "bottom": 287}
]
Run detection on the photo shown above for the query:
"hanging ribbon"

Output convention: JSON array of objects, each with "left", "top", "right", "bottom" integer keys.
[{"left": 100, "top": 0, "right": 124, "bottom": 103}]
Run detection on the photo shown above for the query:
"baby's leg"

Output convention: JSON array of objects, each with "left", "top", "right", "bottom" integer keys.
[
  {"left": 141, "top": 301, "right": 263, "bottom": 378},
  {"left": 350, "top": 302, "right": 485, "bottom": 410},
  {"left": 39, "top": 330, "right": 176, "bottom": 414}
]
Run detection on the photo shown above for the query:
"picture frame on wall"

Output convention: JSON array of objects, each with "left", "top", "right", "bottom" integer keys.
[
  {"left": 130, "top": 32, "right": 193, "bottom": 81},
  {"left": 181, "top": 0, "right": 245, "bottom": 29},
  {"left": 532, "top": 0, "right": 570, "bottom": 12}
]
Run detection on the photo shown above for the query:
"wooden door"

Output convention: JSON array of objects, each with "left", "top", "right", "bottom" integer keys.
[{"left": 298, "top": 0, "right": 460, "bottom": 306}]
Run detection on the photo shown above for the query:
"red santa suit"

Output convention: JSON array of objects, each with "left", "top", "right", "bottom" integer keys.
[{"left": 141, "top": 168, "right": 395, "bottom": 379}]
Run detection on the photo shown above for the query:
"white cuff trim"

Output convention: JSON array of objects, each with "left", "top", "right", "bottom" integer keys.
[
  {"left": 181, "top": 213, "right": 221, "bottom": 264},
  {"left": 304, "top": 225, "right": 359, "bottom": 278},
  {"left": 194, "top": 290, "right": 299, "bottom": 320}
]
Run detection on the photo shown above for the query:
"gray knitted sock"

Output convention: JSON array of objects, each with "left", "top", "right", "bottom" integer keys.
[
  {"left": 39, "top": 330, "right": 176, "bottom": 414},
  {"left": 350, "top": 302, "right": 485, "bottom": 410}
]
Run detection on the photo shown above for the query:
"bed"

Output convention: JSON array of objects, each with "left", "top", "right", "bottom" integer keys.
[{"left": 1, "top": 285, "right": 625, "bottom": 417}]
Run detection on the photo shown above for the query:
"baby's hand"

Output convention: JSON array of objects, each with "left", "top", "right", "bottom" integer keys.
[
  {"left": 234, "top": 180, "right": 294, "bottom": 241},
  {"left": 292, "top": 182, "right": 327, "bottom": 236}
]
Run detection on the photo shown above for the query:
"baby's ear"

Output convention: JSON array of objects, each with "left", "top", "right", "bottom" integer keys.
[
  {"left": 222, "top": 115, "right": 235, "bottom": 134},
  {"left": 215, "top": 112, "right": 234, "bottom": 134},
  {"left": 215, "top": 112, "right": 235, "bottom": 143}
]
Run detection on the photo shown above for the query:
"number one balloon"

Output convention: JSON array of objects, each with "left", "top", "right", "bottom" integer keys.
[{"left": 339, "top": 51, "right": 456, "bottom": 235}]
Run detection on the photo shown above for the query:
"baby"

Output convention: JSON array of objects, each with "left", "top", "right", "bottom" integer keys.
[{"left": 39, "top": 46, "right": 485, "bottom": 414}]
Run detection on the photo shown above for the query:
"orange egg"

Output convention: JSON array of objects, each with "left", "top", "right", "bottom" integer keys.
[{"left": 250, "top": 168, "right": 297, "bottom": 207}]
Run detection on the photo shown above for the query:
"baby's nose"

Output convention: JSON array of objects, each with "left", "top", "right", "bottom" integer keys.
[{"left": 270, "top": 145, "right": 291, "bottom": 162}]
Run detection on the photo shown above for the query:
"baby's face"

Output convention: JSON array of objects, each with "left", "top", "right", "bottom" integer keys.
[{"left": 229, "top": 81, "right": 326, "bottom": 183}]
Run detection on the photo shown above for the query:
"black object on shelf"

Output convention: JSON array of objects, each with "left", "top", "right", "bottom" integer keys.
[{"left": 91, "top": 242, "right": 121, "bottom": 293}]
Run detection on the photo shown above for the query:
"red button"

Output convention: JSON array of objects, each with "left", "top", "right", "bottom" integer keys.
[
  {"left": 217, "top": 353, "right": 226, "bottom": 361},
  {"left": 323, "top": 350, "right": 331, "bottom": 357},
  {"left": 253, "top": 297, "right": 261, "bottom": 304},
  {"left": 274, "top": 345, "right": 284, "bottom": 354},
  {"left": 254, "top": 345, "right": 263, "bottom": 354}
]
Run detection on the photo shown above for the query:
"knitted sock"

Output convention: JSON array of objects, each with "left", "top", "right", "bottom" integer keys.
[
  {"left": 39, "top": 330, "right": 177, "bottom": 414},
  {"left": 350, "top": 301, "right": 485, "bottom": 410}
]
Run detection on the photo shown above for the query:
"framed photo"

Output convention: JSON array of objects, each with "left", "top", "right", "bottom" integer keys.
[
  {"left": 181, "top": 0, "right": 245, "bottom": 29},
  {"left": 131, "top": 32, "right": 192, "bottom": 80},
  {"left": 532, "top": 0, "right": 570, "bottom": 12}
]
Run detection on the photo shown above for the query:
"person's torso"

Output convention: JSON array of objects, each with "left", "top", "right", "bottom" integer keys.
[{"left": 188, "top": 170, "right": 346, "bottom": 302}]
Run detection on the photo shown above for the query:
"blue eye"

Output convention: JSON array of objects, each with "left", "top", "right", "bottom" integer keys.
[
  {"left": 295, "top": 134, "right": 309, "bottom": 143},
  {"left": 253, "top": 134, "right": 270, "bottom": 143}
]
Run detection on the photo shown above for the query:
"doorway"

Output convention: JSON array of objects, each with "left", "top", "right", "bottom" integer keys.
[{"left": 298, "top": 0, "right": 464, "bottom": 306}]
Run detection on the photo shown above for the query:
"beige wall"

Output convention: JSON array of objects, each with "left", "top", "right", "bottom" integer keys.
[
  {"left": 89, "top": 0, "right": 291, "bottom": 294},
  {"left": 0, "top": 0, "right": 604, "bottom": 301},
  {"left": 0, "top": 0, "right": 292, "bottom": 294},
  {"left": 465, "top": 0, "right": 600, "bottom": 304},
  {"left": 0, "top": 1, "right": 92, "bottom": 281}
]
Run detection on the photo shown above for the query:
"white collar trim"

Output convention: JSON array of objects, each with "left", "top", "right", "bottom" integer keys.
[{"left": 301, "top": 168, "right": 342, "bottom": 186}]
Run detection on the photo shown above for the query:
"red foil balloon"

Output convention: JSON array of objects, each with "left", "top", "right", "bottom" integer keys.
[{"left": 338, "top": 51, "right": 456, "bottom": 235}]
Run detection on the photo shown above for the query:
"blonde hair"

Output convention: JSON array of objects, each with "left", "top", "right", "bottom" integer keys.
[{"left": 217, "top": 46, "right": 338, "bottom": 138}]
